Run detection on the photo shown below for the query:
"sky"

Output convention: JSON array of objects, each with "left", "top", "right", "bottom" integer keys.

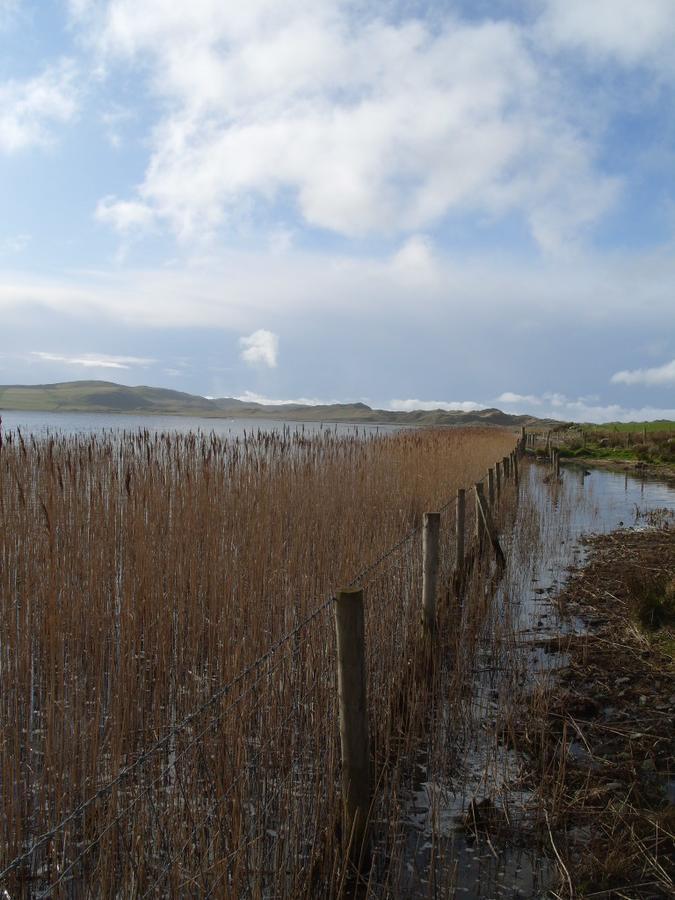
[{"left": 1, "top": 0, "right": 674, "bottom": 423}]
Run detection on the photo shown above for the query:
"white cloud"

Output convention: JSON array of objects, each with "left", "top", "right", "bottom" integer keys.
[
  {"left": 497, "top": 391, "right": 542, "bottom": 405},
  {"left": 239, "top": 329, "right": 278, "bottom": 368},
  {"left": 611, "top": 358, "right": 675, "bottom": 387},
  {"left": 1, "top": 240, "right": 675, "bottom": 332},
  {"left": 555, "top": 401, "right": 675, "bottom": 424},
  {"left": 539, "top": 0, "right": 675, "bottom": 73},
  {"left": 77, "top": 2, "right": 616, "bottom": 249},
  {"left": 391, "top": 234, "right": 439, "bottom": 284},
  {"left": 31, "top": 351, "right": 155, "bottom": 369},
  {"left": 100, "top": 104, "right": 134, "bottom": 148},
  {"left": 492, "top": 388, "right": 675, "bottom": 423},
  {"left": 96, "top": 196, "right": 156, "bottom": 232},
  {"left": 67, "top": 0, "right": 95, "bottom": 16},
  {"left": 389, "top": 399, "right": 484, "bottom": 413},
  {"left": 234, "top": 390, "right": 341, "bottom": 406},
  {"left": 0, "top": 60, "right": 78, "bottom": 153}
]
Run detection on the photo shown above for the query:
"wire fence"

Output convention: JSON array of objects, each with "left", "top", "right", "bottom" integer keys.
[{"left": 0, "top": 432, "right": 521, "bottom": 898}]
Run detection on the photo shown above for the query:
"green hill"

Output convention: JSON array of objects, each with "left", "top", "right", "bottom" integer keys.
[{"left": 0, "top": 380, "right": 552, "bottom": 428}]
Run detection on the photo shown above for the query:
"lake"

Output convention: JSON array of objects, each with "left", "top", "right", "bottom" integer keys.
[{"left": 0, "top": 409, "right": 402, "bottom": 438}]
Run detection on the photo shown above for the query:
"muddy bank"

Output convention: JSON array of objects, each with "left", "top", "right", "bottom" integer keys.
[{"left": 518, "top": 527, "right": 674, "bottom": 898}]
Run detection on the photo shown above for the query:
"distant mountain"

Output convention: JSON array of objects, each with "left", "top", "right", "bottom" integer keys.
[{"left": 0, "top": 380, "right": 557, "bottom": 427}]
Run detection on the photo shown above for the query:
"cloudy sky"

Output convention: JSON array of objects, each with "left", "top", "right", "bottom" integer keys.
[{"left": 1, "top": 0, "right": 674, "bottom": 422}]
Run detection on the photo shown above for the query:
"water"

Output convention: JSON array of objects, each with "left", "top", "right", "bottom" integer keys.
[
  {"left": 394, "top": 460, "right": 675, "bottom": 899},
  {"left": 0, "top": 409, "right": 402, "bottom": 438},
  {"left": 555, "top": 463, "right": 675, "bottom": 533}
]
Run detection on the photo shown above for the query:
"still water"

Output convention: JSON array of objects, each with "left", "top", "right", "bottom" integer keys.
[
  {"left": 0, "top": 409, "right": 401, "bottom": 438},
  {"left": 397, "top": 461, "right": 674, "bottom": 899}
]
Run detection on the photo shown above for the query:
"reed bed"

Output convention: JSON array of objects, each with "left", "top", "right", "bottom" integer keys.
[{"left": 0, "top": 424, "right": 515, "bottom": 897}]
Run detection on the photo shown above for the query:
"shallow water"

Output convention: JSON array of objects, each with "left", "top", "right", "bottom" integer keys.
[
  {"left": 553, "top": 463, "right": 674, "bottom": 534},
  {"left": 0, "top": 409, "right": 401, "bottom": 438},
  {"left": 393, "top": 460, "right": 675, "bottom": 900}
]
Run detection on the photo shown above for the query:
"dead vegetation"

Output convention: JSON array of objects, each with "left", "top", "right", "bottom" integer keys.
[
  {"left": 519, "top": 528, "right": 675, "bottom": 898},
  {"left": 0, "top": 424, "right": 516, "bottom": 897}
]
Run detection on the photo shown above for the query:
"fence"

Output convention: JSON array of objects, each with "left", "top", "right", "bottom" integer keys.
[
  {"left": 0, "top": 433, "right": 523, "bottom": 898},
  {"left": 523, "top": 430, "right": 564, "bottom": 478}
]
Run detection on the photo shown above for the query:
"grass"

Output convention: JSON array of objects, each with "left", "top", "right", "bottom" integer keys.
[
  {"left": 535, "top": 423, "right": 675, "bottom": 467},
  {"left": 559, "top": 445, "right": 637, "bottom": 461},
  {"left": 0, "top": 424, "right": 517, "bottom": 896},
  {"left": 585, "top": 420, "right": 675, "bottom": 433}
]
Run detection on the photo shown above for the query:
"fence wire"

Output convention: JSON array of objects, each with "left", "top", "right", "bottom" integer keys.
[{"left": 0, "top": 431, "right": 521, "bottom": 898}]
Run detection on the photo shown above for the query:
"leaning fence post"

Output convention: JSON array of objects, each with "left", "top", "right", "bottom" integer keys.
[
  {"left": 422, "top": 512, "right": 440, "bottom": 632},
  {"left": 487, "top": 467, "right": 495, "bottom": 507},
  {"left": 475, "top": 484, "right": 506, "bottom": 568},
  {"left": 475, "top": 482, "right": 486, "bottom": 552},
  {"left": 455, "top": 489, "right": 465, "bottom": 575},
  {"left": 335, "top": 589, "right": 371, "bottom": 864}
]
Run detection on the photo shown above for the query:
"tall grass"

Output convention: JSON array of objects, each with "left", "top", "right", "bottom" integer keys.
[{"left": 0, "top": 425, "right": 515, "bottom": 896}]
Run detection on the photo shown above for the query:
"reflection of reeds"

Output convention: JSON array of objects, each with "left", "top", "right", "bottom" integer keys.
[{"left": 0, "top": 425, "right": 515, "bottom": 896}]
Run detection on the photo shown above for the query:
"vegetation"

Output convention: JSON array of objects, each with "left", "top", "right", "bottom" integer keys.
[
  {"left": 542, "top": 423, "right": 675, "bottom": 466},
  {"left": 0, "top": 379, "right": 545, "bottom": 427},
  {"left": 520, "top": 528, "right": 675, "bottom": 899},
  {"left": 0, "top": 424, "right": 516, "bottom": 896},
  {"left": 585, "top": 420, "right": 675, "bottom": 433}
]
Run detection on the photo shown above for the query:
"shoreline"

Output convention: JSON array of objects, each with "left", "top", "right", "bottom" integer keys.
[
  {"left": 562, "top": 455, "right": 675, "bottom": 484},
  {"left": 517, "top": 526, "right": 674, "bottom": 898}
]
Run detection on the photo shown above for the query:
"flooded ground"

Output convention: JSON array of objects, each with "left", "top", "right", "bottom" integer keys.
[{"left": 388, "top": 460, "right": 675, "bottom": 899}]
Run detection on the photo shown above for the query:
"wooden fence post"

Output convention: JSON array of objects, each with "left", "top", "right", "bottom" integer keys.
[
  {"left": 422, "top": 512, "right": 440, "bottom": 632},
  {"left": 495, "top": 461, "right": 501, "bottom": 501},
  {"left": 487, "top": 467, "right": 495, "bottom": 506},
  {"left": 475, "top": 484, "right": 506, "bottom": 568},
  {"left": 335, "top": 589, "right": 371, "bottom": 864},
  {"left": 503, "top": 455, "right": 510, "bottom": 480},
  {"left": 475, "top": 482, "right": 486, "bottom": 552},
  {"left": 455, "top": 489, "right": 465, "bottom": 575},
  {"left": 512, "top": 452, "right": 519, "bottom": 486}
]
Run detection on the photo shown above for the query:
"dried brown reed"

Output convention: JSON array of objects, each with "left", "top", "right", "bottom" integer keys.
[{"left": 0, "top": 424, "right": 515, "bottom": 897}]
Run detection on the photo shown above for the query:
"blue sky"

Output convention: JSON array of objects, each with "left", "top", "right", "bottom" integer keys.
[{"left": 1, "top": 0, "right": 674, "bottom": 422}]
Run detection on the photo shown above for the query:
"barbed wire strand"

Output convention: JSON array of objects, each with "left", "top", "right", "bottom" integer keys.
[
  {"left": 0, "top": 598, "right": 332, "bottom": 884},
  {"left": 138, "top": 648, "right": 334, "bottom": 899},
  {"left": 35, "top": 633, "right": 325, "bottom": 897},
  {"left": 0, "top": 468, "right": 503, "bottom": 885}
]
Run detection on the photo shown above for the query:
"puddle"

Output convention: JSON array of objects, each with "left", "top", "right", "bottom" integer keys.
[{"left": 377, "top": 461, "right": 675, "bottom": 899}]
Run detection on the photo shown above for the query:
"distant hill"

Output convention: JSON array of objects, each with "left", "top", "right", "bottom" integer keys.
[{"left": 0, "top": 380, "right": 556, "bottom": 428}]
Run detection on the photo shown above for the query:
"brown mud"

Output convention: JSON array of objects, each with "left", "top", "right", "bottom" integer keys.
[{"left": 518, "top": 527, "right": 675, "bottom": 898}]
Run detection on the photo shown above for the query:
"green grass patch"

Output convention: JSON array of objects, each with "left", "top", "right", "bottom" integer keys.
[
  {"left": 558, "top": 445, "right": 637, "bottom": 461},
  {"left": 584, "top": 420, "right": 675, "bottom": 433},
  {"left": 552, "top": 423, "right": 675, "bottom": 466}
]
